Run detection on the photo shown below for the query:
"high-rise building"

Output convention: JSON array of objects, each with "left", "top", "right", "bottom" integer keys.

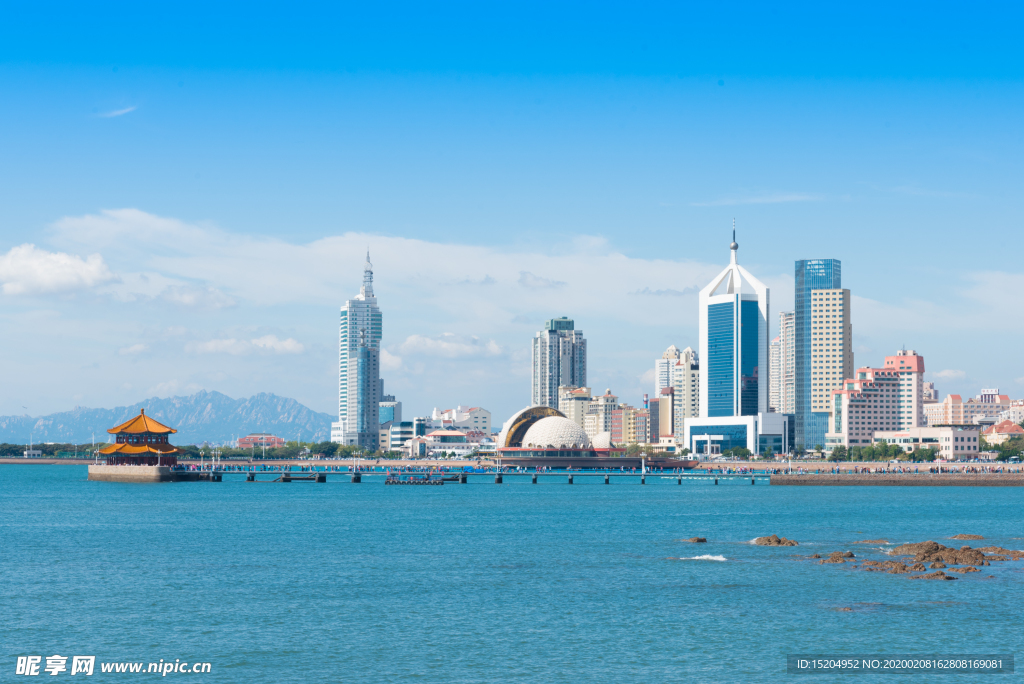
[
  {"left": 922, "top": 382, "right": 938, "bottom": 403},
  {"left": 686, "top": 231, "right": 790, "bottom": 457},
  {"left": 531, "top": 317, "right": 587, "bottom": 409},
  {"left": 769, "top": 337, "right": 782, "bottom": 412},
  {"left": 778, "top": 311, "right": 796, "bottom": 414},
  {"left": 583, "top": 389, "right": 618, "bottom": 438},
  {"left": 332, "top": 253, "right": 383, "bottom": 449},
  {"left": 884, "top": 349, "right": 925, "bottom": 429},
  {"left": 698, "top": 232, "right": 769, "bottom": 418},
  {"left": 809, "top": 288, "right": 853, "bottom": 436},
  {"left": 924, "top": 390, "right": 1010, "bottom": 426},
  {"left": 794, "top": 259, "right": 842, "bottom": 450},
  {"left": 654, "top": 345, "right": 681, "bottom": 396},
  {"left": 672, "top": 347, "right": 700, "bottom": 436}
]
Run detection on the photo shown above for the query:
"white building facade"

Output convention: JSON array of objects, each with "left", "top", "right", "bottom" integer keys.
[{"left": 332, "top": 253, "right": 383, "bottom": 450}]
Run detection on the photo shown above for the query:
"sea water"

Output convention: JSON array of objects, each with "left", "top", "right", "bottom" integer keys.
[{"left": 2, "top": 465, "right": 1022, "bottom": 682}]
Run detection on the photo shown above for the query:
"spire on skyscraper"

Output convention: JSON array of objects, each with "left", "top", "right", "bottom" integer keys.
[{"left": 360, "top": 250, "right": 374, "bottom": 297}]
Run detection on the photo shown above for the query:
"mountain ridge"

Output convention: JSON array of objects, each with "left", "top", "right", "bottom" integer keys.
[{"left": 0, "top": 391, "right": 335, "bottom": 444}]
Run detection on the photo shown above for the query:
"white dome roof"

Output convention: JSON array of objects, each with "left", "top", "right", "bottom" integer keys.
[
  {"left": 521, "top": 417, "right": 592, "bottom": 449},
  {"left": 592, "top": 432, "right": 612, "bottom": 449}
]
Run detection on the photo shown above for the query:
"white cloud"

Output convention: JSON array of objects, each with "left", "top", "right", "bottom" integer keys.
[
  {"left": 119, "top": 344, "right": 148, "bottom": 356},
  {"left": 146, "top": 379, "right": 201, "bottom": 397},
  {"left": 98, "top": 106, "right": 137, "bottom": 118},
  {"left": 251, "top": 335, "right": 304, "bottom": 354},
  {"left": 186, "top": 335, "right": 304, "bottom": 356},
  {"left": 381, "top": 349, "right": 403, "bottom": 370},
  {"left": 640, "top": 368, "right": 655, "bottom": 386},
  {"left": 933, "top": 369, "right": 966, "bottom": 380},
  {"left": 0, "top": 243, "right": 118, "bottom": 295},
  {"left": 399, "top": 333, "right": 503, "bottom": 358}
]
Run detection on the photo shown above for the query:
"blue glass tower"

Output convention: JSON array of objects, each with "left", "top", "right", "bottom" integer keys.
[
  {"left": 794, "top": 259, "right": 841, "bottom": 450},
  {"left": 699, "top": 234, "right": 769, "bottom": 418}
]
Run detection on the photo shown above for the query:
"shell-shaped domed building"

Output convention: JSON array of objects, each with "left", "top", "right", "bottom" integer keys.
[{"left": 496, "top": 406, "right": 624, "bottom": 463}]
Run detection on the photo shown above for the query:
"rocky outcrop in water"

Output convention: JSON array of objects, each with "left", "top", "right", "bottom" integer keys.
[
  {"left": 910, "top": 571, "right": 957, "bottom": 580},
  {"left": 686, "top": 537, "right": 707, "bottom": 543},
  {"left": 929, "top": 562, "right": 946, "bottom": 569},
  {"left": 950, "top": 534, "right": 984, "bottom": 540},
  {"left": 862, "top": 560, "right": 910, "bottom": 574},
  {"left": 755, "top": 535, "right": 798, "bottom": 547}
]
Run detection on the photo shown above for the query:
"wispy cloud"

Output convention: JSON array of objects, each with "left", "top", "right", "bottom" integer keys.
[
  {"left": 932, "top": 369, "right": 966, "bottom": 380},
  {"left": 98, "top": 106, "right": 137, "bottom": 118},
  {"left": 186, "top": 335, "right": 304, "bottom": 356},
  {"left": 399, "top": 333, "right": 503, "bottom": 359},
  {"left": 691, "top": 193, "right": 822, "bottom": 207},
  {"left": 118, "top": 344, "right": 148, "bottom": 356},
  {"left": 518, "top": 271, "right": 566, "bottom": 289},
  {"left": 631, "top": 286, "right": 699, "bottom": 297}
]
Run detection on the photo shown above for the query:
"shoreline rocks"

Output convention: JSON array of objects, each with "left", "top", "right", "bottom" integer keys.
[
  {"left": 910, "top": 571, "right": 957, "bottom": 580},
  {"left": 686, "top": 537, "right": 708, "bottom": 543},
  {"left": 950, "top": 534, "right": 984, "bottom": 540}
]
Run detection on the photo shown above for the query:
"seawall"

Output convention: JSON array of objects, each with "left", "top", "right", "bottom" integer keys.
[
  {"left": 88, "top": 465, "right": 173, "bottom": 482},
  {"left": 771, "top": 473, "right": 1024, "bottom": 486}
]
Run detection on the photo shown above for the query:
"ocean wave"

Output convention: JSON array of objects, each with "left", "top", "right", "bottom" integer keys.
[{"left": 678, "top": 555, "right": 727, "bottom": 561}]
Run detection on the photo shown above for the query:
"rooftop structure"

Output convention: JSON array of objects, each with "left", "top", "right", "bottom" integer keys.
[{"left": 99, "top": 409, "right": 178, "bottom": 466}]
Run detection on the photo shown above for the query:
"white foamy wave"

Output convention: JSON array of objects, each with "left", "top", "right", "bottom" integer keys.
[
  {"left": 677, "top": 554, "right": 727, "bottom": 561},
  {"left": 748, "top": 538, "right": 760, "bottom": 544}
]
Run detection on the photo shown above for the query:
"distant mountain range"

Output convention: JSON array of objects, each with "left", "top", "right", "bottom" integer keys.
[{"left": 0, "top": 391, "right": 335, "bottom": 445}]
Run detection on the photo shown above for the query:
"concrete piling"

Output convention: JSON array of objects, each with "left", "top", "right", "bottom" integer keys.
[
  {"left": 568, "top": 474, "right": 573, "bottom": 485},
  {"left": 605, "top": 474, "right": 610, "bottom": 484},
  {"left": 495, "top": 473, "right": 503, "bottom": 484},
  {"left": 351, "top": 473, "right": 361, "bottom": 483},
  {"left": 532, "top": 473, "right": 537, "bottom": 484}
]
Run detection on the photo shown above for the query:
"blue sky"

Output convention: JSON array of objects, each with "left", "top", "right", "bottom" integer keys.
[{"left": 1, "top": 2, "right": 1023, "bottom": 423}]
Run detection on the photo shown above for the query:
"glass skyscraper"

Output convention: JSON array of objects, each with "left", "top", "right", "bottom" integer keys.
[
  {"left": 699, "top": 235, "right": 769, "bottom": 418},
  {"left": 794, "top": 259, "right": 841, "bottom": 450}
]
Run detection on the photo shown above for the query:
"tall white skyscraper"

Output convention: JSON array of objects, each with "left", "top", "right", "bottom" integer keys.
[
  {"left": 779, "top": 311, "right": 796, "bottom": 414},
  {"left": 654, "top": 345, "right": 681, "bottom": 396},
  {"left": 769, "top": 337, "right": 782, "bottom": 412},
  {"left": 672, "top": 346, "right": 700, "bottom": 436},
  {"left": 531, "top": 317, "right": 587, "bottom": 409},
  {"left": 332, "top": 253, "right": 383, "bottom": 449}
]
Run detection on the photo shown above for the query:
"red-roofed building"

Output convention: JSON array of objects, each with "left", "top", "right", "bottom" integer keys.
[
  {"left": 982, "top": 420, "right": 1024, "bottom": 446},
  {"left": 238, "top": 433, "right": 286, "bottom": 449}
]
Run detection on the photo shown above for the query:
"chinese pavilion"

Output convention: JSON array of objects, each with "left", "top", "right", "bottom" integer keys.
[{"left": 98, "top": 408, "right": 179, "bottom": 466}]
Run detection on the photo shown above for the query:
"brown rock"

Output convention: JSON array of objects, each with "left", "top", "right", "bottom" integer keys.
[
  {"left": 754, "top": 534, "right": 798, "bottom": 547},
  {"left": 855, "top": 539, "right": 888, "bottom": 544},
  {"left": 820, "top": 552, "right": 847, "bottom": 564},
  {"left": 842, "top": 551, "right": 855, "bottom": 558},
  {"left": 950, "top": 534, "right": 984, "bottom": 540},
  {"left": 910, "top": 571, "right": 957, "bottom": 581},
  {"left": 687, "top": 537, "right": 707, "bottom": 543},
  {"left": 929, "top": 562, "right": 946, "bottom": 569},
  {"left": 836, "top": 607, "right": 853, "bottom": 612},
  {"left": 951, "top": 566, "right": 980, "bottom": 573},
  {"left": 810, "top": 554, "right": 821, "bottom": 559},
  {"left": 891, "top": 540, "right": 941, "bottom": 557},
  {"left": 862, "top": 560, "right": 909, "bottom": 574},
  {"left": 911, "top": 563, "right": 926, "bottom": 571}
]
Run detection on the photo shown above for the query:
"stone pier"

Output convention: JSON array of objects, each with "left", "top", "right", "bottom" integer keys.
[{"left": 771, "top": 473, "right": 1024, "bottom": 486}]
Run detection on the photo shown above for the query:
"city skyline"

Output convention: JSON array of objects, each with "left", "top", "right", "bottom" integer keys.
[{"left": 2, "top": 4, "right": 1024, "bottom": 423}]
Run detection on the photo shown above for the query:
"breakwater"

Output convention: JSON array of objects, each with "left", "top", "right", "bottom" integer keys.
[{"left": 772, "top": 473, "right": 1024, "bottom": 486}]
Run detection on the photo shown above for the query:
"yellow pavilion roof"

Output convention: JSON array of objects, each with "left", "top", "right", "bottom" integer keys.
[
  {"left": 99, "top": 443, "right": 179, "bottom": 455},
  {"left": 107, "top": 409, "right": 177, "bottom": 435}
]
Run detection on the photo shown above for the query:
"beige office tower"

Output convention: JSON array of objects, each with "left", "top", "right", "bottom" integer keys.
[
  {"left": 811, "top": 289, "right": 853, "bottom": 417},
  {"left": 778, "top": 311, "right": 796, "bottom": 414},
  {"left": 672, "top": 346, "right": 700, "bottom": 436}
]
